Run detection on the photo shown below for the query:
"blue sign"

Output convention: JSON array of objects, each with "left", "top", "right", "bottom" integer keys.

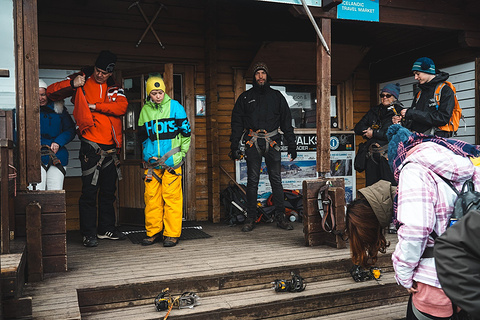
[
  {"left": 257, "top": 0, "right": 321, "bottom": 6},
  {"left": 330, "top": 136, "right": 340, "bottom": 150},
  {"left": 337, "top": 0, "right": 379, "bottom": 22}
]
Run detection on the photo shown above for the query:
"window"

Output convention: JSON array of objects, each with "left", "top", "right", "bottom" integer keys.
[{"left": 246, "top": 84, "right": 338, "bottom": 129}]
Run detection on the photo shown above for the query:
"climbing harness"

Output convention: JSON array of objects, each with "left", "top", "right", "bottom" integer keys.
[
  {"left": 41, "top": 145, "right": 66, "bottom": 176},
  {"left": 81, "top": 138, "right": 122, "bottom": 185},
  {"left": 368, "top": 143, "right": 389, "bottom": 164},
  {"left": 272, "top": 272, "right": 306, "bottom": 292},
  {"left": 350, "top": 265, "right": 382, "bottom": 282},
  {"left": 154, "top": 288, "right": 200, "bottom": 319},
  {"left": 143, "top": 146, "right": 184, "bottom": 183},
  {"left": 316, "top": 183, "right": 346, "bottom": 240},
  {"left": 245, "top": 129, "right": 280, "bottom": 156}
]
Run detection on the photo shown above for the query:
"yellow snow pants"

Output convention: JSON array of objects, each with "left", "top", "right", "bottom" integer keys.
[{"left": 144, "top": 167, "right": 183, "bottom": 238}]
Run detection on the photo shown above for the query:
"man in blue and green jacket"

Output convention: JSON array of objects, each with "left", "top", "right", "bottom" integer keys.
[{"left": 138, "top": 74, "right": 191, "bottom": 247}]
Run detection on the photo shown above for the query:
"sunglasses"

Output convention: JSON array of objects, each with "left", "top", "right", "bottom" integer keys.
[{"left": 380, "top": 93, "right": 393, "bottom": 98}]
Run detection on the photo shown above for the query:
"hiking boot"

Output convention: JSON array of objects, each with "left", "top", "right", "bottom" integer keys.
[
  {"left": 163, "top": 237, "right": 179, "bottom": 247},
  {"left": 276, "top": 214, "right": 294, "bottom": 230},
  {"left": 142, "top": 232, "right": 162, "bottom": 246},
  {"left": 97, "top": 230, "right": 126, "bottom": 240},
  {"left": 83, "top": 236, "right": 98, "bottom": 247},
  {"left": 241, "top": 219, "right": 255, "bottom": 232}
]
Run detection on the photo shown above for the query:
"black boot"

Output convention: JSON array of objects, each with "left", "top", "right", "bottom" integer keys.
[
  {"left": 241, "top": 218, "right": 255, "bottom": 232},
  {"left": 276, "top": 214, "right": 293, "bottom": 230}
]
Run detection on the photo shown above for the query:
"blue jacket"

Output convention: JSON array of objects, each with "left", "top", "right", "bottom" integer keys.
[
  {"left": 138, "top": 94, "right": 191, "bottom": 168},
  {"left": 40, "top": 101, "right": 76, "bottom": 166}
]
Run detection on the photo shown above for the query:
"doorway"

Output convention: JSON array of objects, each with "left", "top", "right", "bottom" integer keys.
[{"left": 118, "top": 64, "right": 196, "bottom": 225}]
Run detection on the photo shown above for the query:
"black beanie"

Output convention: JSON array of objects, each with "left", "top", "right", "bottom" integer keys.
[
  {"left": 95, "top": 50, "right": 117, "bottom": 73},
  {"left": 252, "top": 62, "right": 269, "bottom": 76}
]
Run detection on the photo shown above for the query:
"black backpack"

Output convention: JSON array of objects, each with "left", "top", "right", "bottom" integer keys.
[
  {"left": 220, "top": 182, "right": 248, "bottom": 226},
  {"left": 266, "top": 189, "right": 303, "bottom": 221},
  {"left": 432, "top": 178, "right": 480, "bottom": 318}
]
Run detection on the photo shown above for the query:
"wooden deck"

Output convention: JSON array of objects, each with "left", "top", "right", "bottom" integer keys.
[{"left": 23, "top": 221, "right": 402, "bottom": 319}]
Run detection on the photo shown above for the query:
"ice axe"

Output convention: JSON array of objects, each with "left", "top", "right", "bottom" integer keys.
[{"left": 128, "top": 1, "right": 166, "bottom": 49}]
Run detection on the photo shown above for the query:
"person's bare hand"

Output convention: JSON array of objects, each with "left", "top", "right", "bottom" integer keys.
[
  {"left": 363, "top": 128, "right": 373, "bottom": 139},
  {"left": 50, "top": 142, "right": 59, "bottom": 154},
  {"left": 401, "top": 109, "right": 407, "bottom": 117},
  {"left": 406, "top": 287, "right": 418, "bottom": 294},
  {"left": 392, "top": 115, "right": 402, "bottom": 124},
  {"left": 73, "top": 75, "right": 86, "bottom": 88},
  {"left": 406, "top": 281, "right": 418, "bottom": 294}
]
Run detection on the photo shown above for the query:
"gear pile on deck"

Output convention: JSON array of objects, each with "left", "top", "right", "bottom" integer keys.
[
  {"left": 349, "top": 265, "right": 382, "bottom": 282},
  {"left": 154, "top": 288, "right": 200, "bottom": 319},
  {"left": 272, "top": 272, "right": 306, "bottom": 292}
]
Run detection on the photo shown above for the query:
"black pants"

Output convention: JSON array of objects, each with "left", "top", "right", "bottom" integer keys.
[
  {"left": 245, "top": 143, "right": 284, "bottom": 221},
  {"left": 365, "top": 152, "right": 396, "bottom": 187},
  {"left": 79, "top": 140, "right": 118, "bottom": 237},
  {"left": 406, "top": 295, "right": 452, "bottom": 320}
]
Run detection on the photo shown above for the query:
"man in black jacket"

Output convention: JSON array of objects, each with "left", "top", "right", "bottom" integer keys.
[
  {"left": 401, "top": 57, "right": 455, "bottom": 138},
  {"left": 229, "top": 62, "right": 297, "bottom": 232}
]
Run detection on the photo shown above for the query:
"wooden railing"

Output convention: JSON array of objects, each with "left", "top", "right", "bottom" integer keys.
[{"left": 0, "top": 110, "right": 15, "bottom": 254}]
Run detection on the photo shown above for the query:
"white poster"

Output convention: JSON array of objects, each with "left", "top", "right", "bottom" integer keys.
[{"left": 235, "top": 132, "right": 356, "bottom": 204}]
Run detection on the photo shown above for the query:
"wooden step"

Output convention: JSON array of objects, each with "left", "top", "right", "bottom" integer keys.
[
  {"left": 1, "top": 243, "right": 33, "bottom": 319},
  {"left": 82, "top": 271, "right": 408, "bottom": 319},
  {"left": 77, "top": 253, "right": 394, "bottom": 314},
  {"left": 1, "top": 253, "right": 25, "bottom": 299},
  {"left": 308, "top": 301, "right": 407, "bottom": 320}
]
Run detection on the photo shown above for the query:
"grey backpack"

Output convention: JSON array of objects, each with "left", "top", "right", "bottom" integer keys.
[{"left": 433, "top": 178, "right": 480, "bottom": 318}]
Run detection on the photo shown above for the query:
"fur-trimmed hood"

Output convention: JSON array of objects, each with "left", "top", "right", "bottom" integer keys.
[{"left": 358, "top": 180, "right": 396, "bottom": 228}]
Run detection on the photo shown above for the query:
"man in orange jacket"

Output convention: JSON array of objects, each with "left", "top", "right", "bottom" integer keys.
[{"left": 47, "top": 50, "right": 128, "bottom": 247}]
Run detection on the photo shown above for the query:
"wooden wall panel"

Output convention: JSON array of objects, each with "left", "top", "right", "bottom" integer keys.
[
  {"left": 351, "top": 66, "right": 371, "bottom": 192},
  {"left": 64, "top": 177, "right": 81, "bottom": 231},
  {"left": 36, "top": 0, "right": 374, "bottom": 224}
]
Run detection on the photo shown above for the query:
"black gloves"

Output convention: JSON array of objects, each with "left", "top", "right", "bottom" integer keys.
[
  {"left": 288, "top": 145, "right": 297, "bottom": 161},
  {"left": 229, "top": 149, "right": 243, "bottom": 160}
]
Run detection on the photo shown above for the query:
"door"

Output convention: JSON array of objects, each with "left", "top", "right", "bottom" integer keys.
[{"left": 118, "top": 64, "right": 196, "bottom": 225}]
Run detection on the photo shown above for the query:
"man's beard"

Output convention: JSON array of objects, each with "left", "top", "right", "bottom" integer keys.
[{"left": 254, "top": 79, "right": 268, "bottom": 90}]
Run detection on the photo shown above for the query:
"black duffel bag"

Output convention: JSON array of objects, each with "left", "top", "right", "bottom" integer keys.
[{"left": 354, "top": 141, "right": 368, "bottom": 172}]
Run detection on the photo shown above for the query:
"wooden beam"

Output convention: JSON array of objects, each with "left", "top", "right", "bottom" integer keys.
[
  {"left": 164, "top": 63, "right": 174, "bottom": 98},
  {"left": 184, "top": 65, "right": 197, "bottom": 221},
  {"left": 460, "top": 31, "right": 480, "bottom": 48},
  {"left": 1, "top": 147, "right": 10, "bottom": 253},
  {"left": 26, "top": 201, "right": 43, "bottom": 282},
  {"left": 322, "top": 0, "right": 342, "bottom": 12},
  {"left": 233, "top": 68, "right": 245, "bottom": 103},
  {"left": 23, "top": 0, "right": 41, "bottom": 185},
  {"left": 15, "top": 0, "right": 27, "bottom": 189},
  {"left": 0, "top": 69, "right": 9, "bottom": 77},
  {"left": 290, "top": 0, "right": 480, "bottom": 31},
  {"left": 316, "top": 18, "right": 331, "bottom": 175},
  {"left": 205, "top": 0, "right": 221, "bottom": 223}
]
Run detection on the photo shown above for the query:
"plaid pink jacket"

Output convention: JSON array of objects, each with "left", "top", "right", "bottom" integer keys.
[{"left": 392, "top": 142, "right": 480, "bottom": 289}]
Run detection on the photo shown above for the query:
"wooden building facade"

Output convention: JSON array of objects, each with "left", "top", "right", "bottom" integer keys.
[{"left": 7, "top": 0, "right": 480, "bottom": 230}]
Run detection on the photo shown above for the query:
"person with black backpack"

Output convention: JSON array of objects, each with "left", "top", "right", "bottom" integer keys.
[
  {"left": 401, "top": 57, "right": 457, "bottom": 138},
  {"left": 387, "top": 124, "right": 480, "bottom": 320}
]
